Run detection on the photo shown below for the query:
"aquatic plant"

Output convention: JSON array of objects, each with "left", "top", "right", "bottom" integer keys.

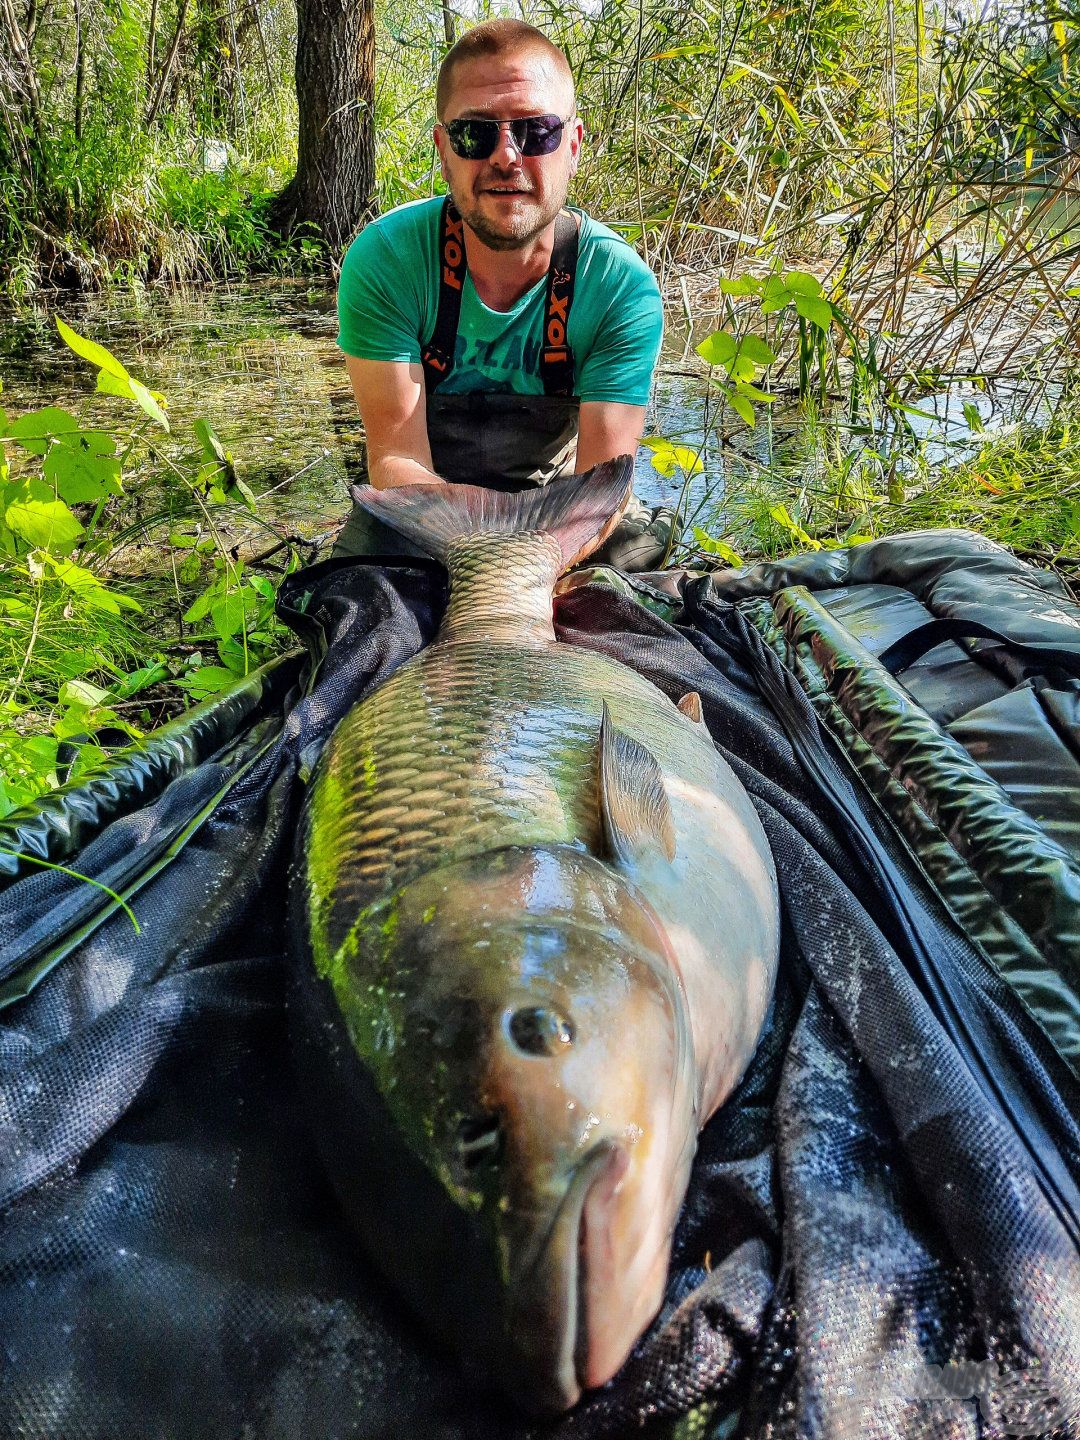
[{"left": 0, "top": 322, "right": 298, "bottom": 815}]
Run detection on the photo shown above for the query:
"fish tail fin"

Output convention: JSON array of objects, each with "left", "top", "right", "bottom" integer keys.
[{"left": 349, "top": 457, "right": 634, "bottom": 573}]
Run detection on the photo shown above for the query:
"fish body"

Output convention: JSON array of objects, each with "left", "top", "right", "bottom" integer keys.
[{"left": 290, "top": 461, "right": 779, "bottom": 1414}]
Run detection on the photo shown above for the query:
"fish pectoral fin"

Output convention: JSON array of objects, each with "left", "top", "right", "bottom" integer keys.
[
  {"left": 676, "top": 691, "right": 705, "bottom": 725},
  {"left": 598, "top": 701, "right": 677, "bottom": 866}
]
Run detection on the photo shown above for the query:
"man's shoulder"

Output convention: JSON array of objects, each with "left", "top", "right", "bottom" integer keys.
[
  {"left": 574, "top": 209, "right": 660, "bottom": 296},
  {"left": 342, "top": 197, "right": 442, "bottom": 269}
]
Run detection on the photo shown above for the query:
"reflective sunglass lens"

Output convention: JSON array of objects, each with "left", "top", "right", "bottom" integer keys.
[{"left": 445, "top": 115, "right": 565, "bottom": 159}]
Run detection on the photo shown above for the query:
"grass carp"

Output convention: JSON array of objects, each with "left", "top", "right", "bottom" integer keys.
[{"left": 289, "top": 459, "right": 780, "bottom": 1415}]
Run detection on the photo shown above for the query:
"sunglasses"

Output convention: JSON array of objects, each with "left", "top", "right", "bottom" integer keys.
[{"left": 441, "top": 114, "right": 569, "bottom": 161}]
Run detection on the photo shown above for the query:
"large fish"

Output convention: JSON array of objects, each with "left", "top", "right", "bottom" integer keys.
[{"left": 290, "top": 459, "right": 780, "bottom": 1416}]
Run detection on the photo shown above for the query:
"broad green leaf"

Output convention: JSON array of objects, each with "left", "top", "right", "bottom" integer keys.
[
  {"left": 692, "top": 527, "right": 743, "bottom": 566},
  {"left": 183, "top": 580, "right": 220, "bottom": 625},
  {"left": 729, "top": 393, "right": 756, "bottom": 426},
  {"left": 760, "top": 276, "right": 791, "bottom": 314},
  {"left": 696, "top": 330, "right": 738, "bottom": 367},
  {"left": 9, "top": 407, "right": 81, "bottom": 456},
  {"left": 226, "top": 474, "right": 258, "bottom": 513},
  {"left": 642, "top": 437, "right": 704, "bottom": 477},
  {"left": 45, "top": 557, "right": 142, "bottom": 614},
  {"left": 210, "top": 587, "right": 258, "bottom": 640},
  {"left": 59, "top": 679, "right": 111, "bottom": 707},
  {"left": 718, "top": 276, "right": 762, "bottom": 297},
  {"left": 179, "top": 664, "right": 242, "bottom": 698},
  {"left": 56, "top": 317, "right": 130, "bottom": 381},
  {"left": 735, "top": 381, "right": 775, "bottom": 404},
  {"left": 738, "top": 334, "right": 777, "bottom": 365},
  {"left": 783, "top": 270, "right": 822, "bottom": 297},
  {"left": 97, "top": 370, "right": 170, "bottom": 431},
  {"left": 729, "top": 354, "right": 759, "bottom": 383},
  {"left": 5, "top": 495, "right": 84, "bottom": 552},
  {"left": 178, "top": 552, "right": 202, "bottom": 585},
  {"left": 114, "top": 662, "right": 169, "bottom": 698},
  {"left": 129, "top": 377, "right": 170, "bottom": 431},
  {"left": 795, "top": 294, "right": 833, "bottom": 331},
  {"left": 44, "top": 428, "right": 122, "bottom": 503},
  {"left": 168, "top": 529, "right": 200, "bottom": 548},
  {"left": 82, "top": 585, "right": 142, "bottom": 614}
]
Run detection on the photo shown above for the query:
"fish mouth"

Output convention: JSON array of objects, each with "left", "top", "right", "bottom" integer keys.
[{"left": 505, "top": 1140, "right": 629, "bottom": 1416}]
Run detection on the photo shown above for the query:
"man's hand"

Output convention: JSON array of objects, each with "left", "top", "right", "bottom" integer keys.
[
  {"left": 345, "top": 356, "right": 444, "bottom": 489},
  {"left": 575, "top": 401, "right": 648, "bottom": 473}
]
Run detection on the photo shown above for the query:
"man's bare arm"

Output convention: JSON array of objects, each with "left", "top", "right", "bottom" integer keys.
[
  {"left": 575, "top": 401, "right": 648, "bottom": 473},
  {"left": 345, "top": 356, "right": 443, "bottom": 489}
]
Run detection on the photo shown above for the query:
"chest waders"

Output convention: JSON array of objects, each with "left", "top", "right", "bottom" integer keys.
[{"left": 334, "top": 200, "right": 581, "bottom": 559}]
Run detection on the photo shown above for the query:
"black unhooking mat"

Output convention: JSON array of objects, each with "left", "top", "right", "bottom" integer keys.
[{"left": 2, "top": 531, "right": 1080, "bottom": 1439}]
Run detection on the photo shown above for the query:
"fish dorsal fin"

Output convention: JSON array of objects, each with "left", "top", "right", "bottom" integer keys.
[
  {"left": 677, "top": 691, "right": 705, "bottom": 724},
  {"left": 598, "top": 701, "right": 676, "bottom": 866},
  {"left": 349, "top": 458, "right": 634, "bottom": 574}
]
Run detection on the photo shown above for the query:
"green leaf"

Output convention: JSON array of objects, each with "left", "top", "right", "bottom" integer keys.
[
  {"left": 695, "top": 330, "right": 737, "bottom": 367},
  {"left": 729, "top": 354, "right": 759, "bottom": 383},
  {"left": 9, "top": 407, "right": 82, "bottom": 456},
  {"left": 179, "top": 664, "right": 242, "bottom": 698},
  {"left": 5, "top": 494, "right": 84, "bottom": 552},
  {"left": 691, "top": 527, "right": 743, "bottom": 565},
  {"left": 194, "top": 418, "right": 238, "bottom": 489},
  {"left": 183, "top": 577, "right": 224, "bottom": 625},
  {"left": 210, "top": 591, "right": 247, "bottom": 639},
  {"left": 735, "top": 381, "right": 775, "bottom": 404},
  {"left": 56, "top": 317, "right": 130, "bottom": 381},
  {"left": 225, "top": 474, "right": 257, "bottom": 512},
  {"left": 795, "top": 294, "right": 833, "bottom": 331},
  {"left": 59, "top": 679, "right": 111, "bottom": 707},
  {"left": 113, "top": 662, "right": 169, "bottom": 698},
  {"left": 760, "top": 276, "right": 791, "bottom": 314},
  {"left": 646, "top": 42, "right": 716, "bottom": 59},
  {"left": 97, "top": 370, "right": 170, "bottom": 431},
  {"left": 769, "top": 504, "right": 822, "bottom": 549},
  {"left": 178, "top": 553, "right": 201, "bottom": 585},
  {"left": 44, "top": 428, "right": 122, "bottom": 503},
  {"left": 783, "top": 270, "right": 822, "bottom": 297},
  {"left": 718, "top": 276, "right": 762, "bottom": 297},
  {"left": 738, "top": 334, "right": 777, "bottom": 365},
  {"left": 641, "top": 437, "right": 704, "bottom": 477},
  {"left": 728, "top": 393, "right": 756, "bottom": 426}
]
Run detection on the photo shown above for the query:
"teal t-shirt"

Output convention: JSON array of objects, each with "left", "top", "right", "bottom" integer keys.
[{"left": 336, "top": 198, "right": 663, "bottom": 405}]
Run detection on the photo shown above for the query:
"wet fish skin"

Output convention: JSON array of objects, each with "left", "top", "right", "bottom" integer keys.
[{"left": 290, "top": 460, "right": 780, "bottom": 1414}]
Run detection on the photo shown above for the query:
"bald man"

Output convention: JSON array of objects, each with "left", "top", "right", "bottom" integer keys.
[{"left": 333, "top": 19, "right": 667, "bottom": 565}]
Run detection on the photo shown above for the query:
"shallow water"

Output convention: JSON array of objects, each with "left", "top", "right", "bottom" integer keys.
[{"left": 0, "top": 278, "right": 1060, "bottom": 560}]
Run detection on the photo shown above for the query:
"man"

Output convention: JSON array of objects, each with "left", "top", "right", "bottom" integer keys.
[{"left": 334, "top": 19, "right": 667, "bottom": 565}]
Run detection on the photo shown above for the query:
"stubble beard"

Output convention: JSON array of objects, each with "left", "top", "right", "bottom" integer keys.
[{"left": 453, "top": 180, "right": 567, "bottom": 253}]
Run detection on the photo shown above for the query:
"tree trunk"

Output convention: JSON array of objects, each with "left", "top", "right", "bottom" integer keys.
[{"left": 270, "top": 0, "right": 376, "bottom": 252}]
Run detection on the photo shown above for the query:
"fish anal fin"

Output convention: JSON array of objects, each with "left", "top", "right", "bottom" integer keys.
[
  {"left": 598, "top": 701, "right": 677, "bottom": 866},
  {"left": 677, "top": 691, "right": 705, "bottom": 725}
]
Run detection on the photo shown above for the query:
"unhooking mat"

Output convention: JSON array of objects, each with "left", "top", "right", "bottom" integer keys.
[{"left": 1, "top": 528, "right": 1079, "bottom": 1440}]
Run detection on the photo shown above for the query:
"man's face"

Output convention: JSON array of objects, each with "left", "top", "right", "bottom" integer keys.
[{"left": 434, "top": 51, "right": 583, "bottom": 253}]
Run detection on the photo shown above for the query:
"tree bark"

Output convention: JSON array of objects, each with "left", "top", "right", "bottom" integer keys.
[{"left": 270, "top": 0, "right": 376, "bottom": 252}]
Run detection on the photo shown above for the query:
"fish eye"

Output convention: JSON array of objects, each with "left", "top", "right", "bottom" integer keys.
[{"left": 506, "top": 1006, "right": 575, "bottom": 1057}]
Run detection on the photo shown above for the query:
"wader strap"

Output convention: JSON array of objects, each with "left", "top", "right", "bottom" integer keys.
[
  {"left": 421, "top": 198, "right": 467, "bottom": 394},
  {"left": 540, "top": 210, "right": 579, "bottom": 397},
  {"left": 421, "top": 201, "right": 580, "bottom": 397}
]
